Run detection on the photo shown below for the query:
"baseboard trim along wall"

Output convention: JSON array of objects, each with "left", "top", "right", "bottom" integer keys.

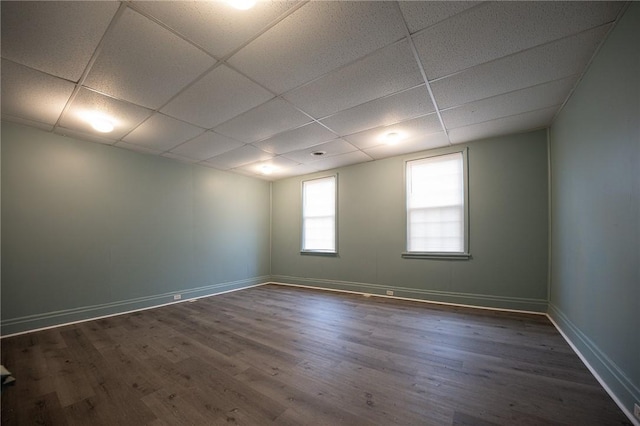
[
  {"left": 548, "top": 304, "right": 640, "bottom": 426},
  {"left": 269, "top": 276, "right": 548, "bottom": 314},
  {"left": 0, "top": 276, "right": 270, "bottom": 337},
  {"left": 3, "top": 276, "right": 636, "bottom": 423},
  {"left": 271, "top": 278, "right": 637, "bottom": 424}
]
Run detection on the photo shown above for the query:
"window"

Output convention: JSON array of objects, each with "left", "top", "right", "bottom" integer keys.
[
  {"left": 302, "top": 175, "right": 337, "bottom": 254},
  {"left": 404, "top": 150, "right": 469, "bottom": 259}
]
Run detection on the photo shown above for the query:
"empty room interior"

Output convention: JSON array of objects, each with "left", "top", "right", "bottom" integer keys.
[{"left": 1, "top": 1, "right": 638, "bottom": 425}]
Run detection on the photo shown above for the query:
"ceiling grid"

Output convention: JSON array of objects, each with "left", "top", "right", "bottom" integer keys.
[{"left": 0, "top": 1, "right": 628, "bottom": 180}]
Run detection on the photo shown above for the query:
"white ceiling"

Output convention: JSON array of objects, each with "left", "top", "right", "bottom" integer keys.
[{"left": 1, "top": 1, "right": 626, "bottom": 181}]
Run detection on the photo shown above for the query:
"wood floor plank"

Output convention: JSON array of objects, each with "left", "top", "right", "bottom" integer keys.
[
  {"left": 1, "top": 284, "right": 632, "bottom": 425},
  {"left": 140, "top": 388, "right": 220, "bottom": 426},
  {"left": 43, "top": 347, "right": 95, "bottom": 407},
  {"left": 24, "top": 392, "right": 68, "bottom": 426},
  {"left": 165, "top": 335, "right": 252, "bottom": 377},
  {"left": 174, "top": 355, "right": 288, "bottom": 422},
  {"left": 58, "top": 328, "right": 157, "bottom": 425},
  {"left": 235, "top": 366, "right": 368, "bottom": 425},
  {"left": 98, "top": 346, "right": 162, "bottom": 398},
  {"left": 62, "top": 397, "right": 105, "bottom": 426}
]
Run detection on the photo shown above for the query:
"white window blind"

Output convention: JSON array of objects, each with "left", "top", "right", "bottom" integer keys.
[
  {"left": 302, "top": 176, "right": 336, "bottom": 252},
  {"left": 407, "top": 152, "right": 465, "bottom": 253}
]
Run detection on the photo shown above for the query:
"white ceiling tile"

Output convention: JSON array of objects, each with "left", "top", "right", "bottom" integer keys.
[
  {"left": 448, "top": 106, "right": 558, "bottom": 144},
  {"left": 442, "top": 76, "right": 578, "bottom": 129},
  {"left": 228, "top": 1, "right": 406, "bottom": 94},
  {"left": 364, "top": 132, "right": 450, "bottom": 160},
  {"left": 214, "top": 98, "right": 311, "bottom": 143},
  {"left": 345, "top": 114, "right": 443, "bottom": 150},
  {"left": 59, "top": 88, "right": 153, "bottom": 140},
  {"left": 1, "top": 1, "right": 625, "bottom": 181},
  {"left": 54, "top": 127, "right": 117, "bottom": 146},
  {"left": 132, "top": 1, "right": 299, "bottom": 58},
  {"left": 431, "top": 24, "right": 612, "bottom": 109},
  {"left": 414, "top": 2, "right": 623, "bottom": 79},
  {"left": 308, "top": 151, "right": 373, "bottom": 172},
  {"left": 115, "top": 141, "right": 164, "bottom": 156},
  {"left": 198, "top": 162, "right": 221, "bottom": 171},
  {"left": 1, "top": 1, "right": 119, "bottom": 81},
  {"left": 320, "top": 85, "right": 434, "bottom": 136},
  {"left": 122, "top": 113, "right": 204, "bottom": 151},
  {"left": 161, "top": 152, "right": 199, "bottom": 164},
  {"left": 252, "top": 123, "right": 337, "bottom": 155},
  {"left": 267, "top": 163, "right": 323, "bottom": 180},
  {"left": 1, "top": 115, "right": 54, "bottom": 133},
  {"left": 281, "top": 139, "right": 359, "bottom": 164},
  {"left": 169, "top": 131, "right": 244, "bottom": 161},
  {"left": 84, "top": 7, "right": 216, "bottom": 110},
  {"left": 283, "top": 40, "right": 422, "bottom": 118},
  {"left": 398, "top": 1, "right": 481, "bottom": 34},
  {"left": 1, "top": 60, "right": 75, "bottom": 125},
  {"left": 161, "top": 64, "right": 274, "bottom": 128},
  {"left": 204, "top": 145, "right": 274, "bottom": 170},
  {"left": 229, "top": 167, "right": 265, "bottom": 179},
  {"left": 235, "top": 156, "right": 301, "bottom": 180}
]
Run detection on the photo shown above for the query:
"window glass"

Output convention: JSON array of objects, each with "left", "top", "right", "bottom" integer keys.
[
  {"left": 406, "top": 152, "right": 466, "bottom": 253},
  {"left": 302, "top": 176, "right": 336, "bottom": 253}
]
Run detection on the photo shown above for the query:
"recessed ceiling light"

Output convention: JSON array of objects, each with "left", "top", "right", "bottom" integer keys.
[
  {"left": 260, "top": 165, "right": 274, "bottom": 175},
  {"left": 384, "top": 132, "right": 403, "bottom": 145},
  {"left": 311, "top": 151, "right": 326, "bottom": 157},
  {"left": 91, "top": 117, "right": 114, "bottom": 133},
  {"left": 227, "top": 0, "right": 256, "bottom": 10},
  {"left": 80, "top": 111, "right": 116, "bottom": 133}
]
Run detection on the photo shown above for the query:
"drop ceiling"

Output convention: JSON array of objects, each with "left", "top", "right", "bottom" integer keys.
[{"left": 1, "top": 1, "right": 626, "bottom": 180}]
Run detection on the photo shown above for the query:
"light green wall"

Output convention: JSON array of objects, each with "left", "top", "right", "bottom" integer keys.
[
  {"left": 1, "top": 122, "right": 271, "bottom": 334},
  {"left": 272, "top": 130, "right": 549, "bottom": 312},
  {"left": 549, "top": 3, "right": 639, "bottom": 417}
]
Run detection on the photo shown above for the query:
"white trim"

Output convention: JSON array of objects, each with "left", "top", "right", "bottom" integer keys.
[
  {"left": 1, "top": 282, "right": 268, "bottom": 339},
  {"left": 401, "top": 252, "right": 471, "bottom": 260},
  {"left": 301, "top": 174, "right": 338, "bottom": 254},
  {"left": 546, "top": 313, "right": 639, "bottom": 426},
  {"left": 270, "top": 280, "right": 637, "bottom": 424},
  {"left": 5, "top": 279, "right": 634, "bottom": 423},
  {"left": 299, "top": 250, "right": 338, "bottom": 256},
  {"left": 267, "top": 281, "right": 546, "bottom": 316},
  {"left": 546, "top": 127, "right": 552, "bottom": 303},
  {"left": 269, "top": 181, "right": 273, "bottom": 276},
  {"left": 404, "top": 147, "right": 470, "bottom": 256}
]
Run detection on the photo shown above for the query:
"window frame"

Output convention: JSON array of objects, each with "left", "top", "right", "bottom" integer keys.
[
  {"left": 300, "top": 174, "right": 338, "bottom": 256},
  {"left": 402, "top": 147, "right": 470, "bottom": 260}
]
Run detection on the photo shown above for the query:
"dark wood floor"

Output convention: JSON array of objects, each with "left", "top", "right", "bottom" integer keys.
[{"left": 1, "top": 284, "right": 631, "bottom": 425}]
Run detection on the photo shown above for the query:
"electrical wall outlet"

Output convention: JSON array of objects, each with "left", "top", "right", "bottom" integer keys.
[
  {"left": 633, "top": 403, "right": 640, "bottom": 420},
  {"left": 386, "top": 290, "right": 394, "bottom": 296},
  {"left": 173, "top": 294, "right": 181, "bottom": 301}
]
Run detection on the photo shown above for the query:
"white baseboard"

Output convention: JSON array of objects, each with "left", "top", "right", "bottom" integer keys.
[
  {"left": 269, "top": 280, "right": 638, "bottom": 425},
  {"left": 1, "top": 277, "right": 269, "bottom": 338},
  {"left": 547, "top": 305, "right": 639, "bottom": 426},
  {"left": 3, "top": 277, "right": 636, "bottom": 424},
  {"left": 268, "top": 275, "right": 548, "bottom": 313}
]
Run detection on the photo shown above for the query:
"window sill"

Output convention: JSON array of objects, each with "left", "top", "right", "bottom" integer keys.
[
  {"left": 300, "top": 250, "right": 338, "bottom": 257},
  {"left": 402, "top": 252, "right": 471, "bottom": 260}
]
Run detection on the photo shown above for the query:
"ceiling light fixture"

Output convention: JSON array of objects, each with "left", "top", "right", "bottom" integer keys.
[
  {"left": 384, "top": 132, "right": 403, "bottom": 145},
  {"left": 80, "top": 111, "right": 116, "bottom": 133},
  {"left": 311, "top": 151, "right": 326, "bottom": 157},
  {"left": 90, "top": 117, "right": 115, "bottom": 133},
  {"left": 227, "top": 0, "right": 256, "bottom": 10},
  {"left": 260, "top": 165, "right": 274, "bottom": 175}
]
